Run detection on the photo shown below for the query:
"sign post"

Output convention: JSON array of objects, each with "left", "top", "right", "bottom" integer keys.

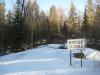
[
  {"left": 67, "top": 39, "right": 85, "bottom": 68},
  {"left": 81, "top": 50, "right": 83, "bottom": 68},
  {"left": 70, "top": 50, "right": 72, "bottom": 66}
]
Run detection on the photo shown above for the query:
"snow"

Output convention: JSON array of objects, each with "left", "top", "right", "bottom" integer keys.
[
  {"left": 86, "top": 51, "right": 98, "bottom": 60},
  {"left": 86, "top": 51, "right": 100, "bottom": 61},
  {"left": 86, "top": 51, "right": 100, "bottom": 66},
  {"left": 0, "top": 44, "right": 100, "bottom": 75}
]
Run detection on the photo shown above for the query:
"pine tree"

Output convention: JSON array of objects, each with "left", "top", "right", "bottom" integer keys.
[
  {"left": 12, "top": 0, "right": 26, "bottom": 51},
  {"left": 92, "top": 1, "right": 100, "bottom": 40},
  {"left": 0, "top": 1, "right": 5, "bottom": 53},
  {"left": 82, "top": 6, "right": 88, "bottom": 38},
  {"left": 5, "top": 11, "right": 13, "bottom": 48},
  {"left": 67, "top": 1, "right": 77, "bottom": 38},
  {"left": 62, "top": 22, "right": 68, "bottom": 38},
  {"left": 0, "top": 0, "right": 4, "bottom": 26},
  {"left": 87, "top": 0, "right": 94, "bottom": 37}
]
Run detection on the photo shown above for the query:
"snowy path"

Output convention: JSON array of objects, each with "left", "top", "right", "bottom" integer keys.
[{"left": 0, "top": 44, "right": 100, "bottom": 75}]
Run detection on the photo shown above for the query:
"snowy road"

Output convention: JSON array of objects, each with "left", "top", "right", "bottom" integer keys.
[{"left": 0, "top": 44, "right": 100, "bottom": 75}]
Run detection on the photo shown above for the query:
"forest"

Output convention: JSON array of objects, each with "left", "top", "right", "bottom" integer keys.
[{"left": 0, "top": 0, "right": 100, "bottom": 55}]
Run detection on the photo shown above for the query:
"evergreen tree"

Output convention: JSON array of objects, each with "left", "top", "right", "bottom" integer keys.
[
  {"left": 4, "top": 11, "right": 13, "bottom": 49},
  {"left": 12, "top": 0, "right": 26, "bottom": 51},
  {"left": 0, "top": 0, "right": 4, "bottom": 26},
  {"left": 92, "top": 1, "right": 100, "bottom": 40},
  {"left": 0, "top": 1, "right": 5, "bottom": 53},
  {"left": 87, "top": 0, "right": 94, "bottom": 37},
  {"left": 67, "top": 1, "right": 78, "bottom": 38},
  {"left": 82, "top": 6, "right": 88, "bottom": 38},
  {"left": 62, "top": 22, "right": 68, "bottom": 38}
]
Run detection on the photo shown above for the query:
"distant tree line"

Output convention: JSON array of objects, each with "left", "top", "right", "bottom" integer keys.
[{"left": 0, "top": 0, "right": 100, "bottom": 54}]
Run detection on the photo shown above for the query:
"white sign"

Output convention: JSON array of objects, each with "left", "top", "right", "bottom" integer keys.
[{"left": 67, "top": 39, "right": 86, "bottom": 50}]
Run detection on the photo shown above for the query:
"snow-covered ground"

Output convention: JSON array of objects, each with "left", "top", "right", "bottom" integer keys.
[{"left": 0, "top": 44, "right": 100, "bottom": 75}]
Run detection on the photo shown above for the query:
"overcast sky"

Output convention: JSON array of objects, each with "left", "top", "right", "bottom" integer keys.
[{"left": 5, "top": 0, "right": 86, "bottom": 14}]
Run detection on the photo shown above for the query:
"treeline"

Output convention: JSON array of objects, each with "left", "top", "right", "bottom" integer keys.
[{"left": 0, "top": 0, "right": 100, "bottom": 54}]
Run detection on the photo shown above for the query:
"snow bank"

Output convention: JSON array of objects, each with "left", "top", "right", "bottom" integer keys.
[
  {"left": 47, "top": 44, "right": 61, "bottom": 49},
  {"left": 86, "top": 50, "right": 100, "bottom": 67},
  {"left": 86, "top": 51, "right": 100, "bottom": 61}
]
